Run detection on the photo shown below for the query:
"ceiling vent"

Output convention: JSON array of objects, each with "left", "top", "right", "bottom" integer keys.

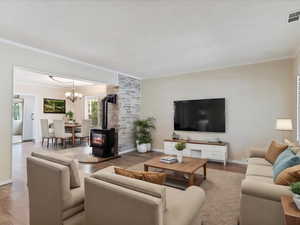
[{"left": 288, "top": 10, "right": 300, "bottom": 23}]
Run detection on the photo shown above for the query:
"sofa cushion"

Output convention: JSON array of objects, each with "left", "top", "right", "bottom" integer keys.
[
  {"left": 265, "top": 141, "right": 288, "bottom": 164},
  {"left": 63, "top": 172, "right": 86, "bottom": 210},
  {"left": 246, "top": 164, "right": 273, "bottom": 178},
  {"left": 275, "top": 165, "right": 300, "bottom": 185},
  {"left": 246, "top": 175, "right": 275, "bottom": 184},
  {"left": 32, "top": 152, "right": 81, "bottom": 188},
  {"left": 62, "top": 203, "right": 84, "bottom": 220},
  {"left": 248, "top": 158, "right": 272, "bottom": 167}
]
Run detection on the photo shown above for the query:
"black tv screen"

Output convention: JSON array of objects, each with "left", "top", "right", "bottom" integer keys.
[{"left": 174, "top": 98, "right": 225, "bottom": 132}]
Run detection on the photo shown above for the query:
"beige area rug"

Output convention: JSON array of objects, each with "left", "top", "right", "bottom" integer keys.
[
  {"left": 129, "top": 163, "right": 244, "bottom": 225},
  {"left": 51, "top": 147, "right": 110, "bottom": 163}
]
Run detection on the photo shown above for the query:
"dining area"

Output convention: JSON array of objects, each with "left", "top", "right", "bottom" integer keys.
[{"left": 40, "top": 119, "right": 92, "bottom": 148}]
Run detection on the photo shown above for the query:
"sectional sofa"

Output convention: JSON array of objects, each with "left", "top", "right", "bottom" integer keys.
[{"left": 239, "top": 147, "right": 293, "bottom": 225}]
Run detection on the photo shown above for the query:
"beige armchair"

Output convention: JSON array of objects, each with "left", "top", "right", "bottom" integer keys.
[
  {"left": 84, "top": 166, "right": 205, "bottom": 225},
  {"left": 27, "top": 152, "right": 86, "bottom": 225}
]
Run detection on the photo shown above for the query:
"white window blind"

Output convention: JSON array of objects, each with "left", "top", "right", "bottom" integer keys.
[{"left": 297, "top": 75, "right": 300, "bottom": 141}]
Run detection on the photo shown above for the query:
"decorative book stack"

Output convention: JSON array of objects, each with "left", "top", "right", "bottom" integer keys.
[{"left": 160, "top": 156, "right": 177, "bottom": 164}]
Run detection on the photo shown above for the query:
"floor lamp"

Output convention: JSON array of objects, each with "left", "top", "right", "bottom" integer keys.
[{"left": 275, "top": 119, "right": 293, "bottom": 142}]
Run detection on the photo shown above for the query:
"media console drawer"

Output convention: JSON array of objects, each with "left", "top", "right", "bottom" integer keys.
[{"left": 164, "top": 140, "right": 228, "bottom": 166}]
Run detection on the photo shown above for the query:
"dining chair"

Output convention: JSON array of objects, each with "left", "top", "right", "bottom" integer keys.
[
  {"left": 53, "top": 120, "right": 72, "bottom": 148},
  {"left": 75, "top": 120, "right": 91, "bottom": 145},
  {"left": 40, "top": 119, "right": 54, "bottom": 148}
]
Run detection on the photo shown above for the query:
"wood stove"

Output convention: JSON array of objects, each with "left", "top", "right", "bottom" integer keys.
[{"left": 90, "top": 94, "right": 118, "bottom": 158}]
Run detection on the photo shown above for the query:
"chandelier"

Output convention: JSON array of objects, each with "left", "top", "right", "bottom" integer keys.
[
  {"left": 65, "top": 81, "right": 83, "bottom": 103},
  {"left": 49, "top": 76, "right": 83, "bottom": 103}
]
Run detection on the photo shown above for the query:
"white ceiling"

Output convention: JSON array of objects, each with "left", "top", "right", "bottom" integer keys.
[
  {"left": 14, "top": 68, "right": 98, "bottom": 88},
  {"left": 1, "top": 1, "right": 300, "bottom": 79}
]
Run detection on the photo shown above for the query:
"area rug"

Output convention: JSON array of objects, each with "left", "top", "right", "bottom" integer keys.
[
  {"left": 129, "top": 163, "right": 244, "bottom": 225},
  {"left": 48, "top": 147, "right": 110, "bottom": 163}
]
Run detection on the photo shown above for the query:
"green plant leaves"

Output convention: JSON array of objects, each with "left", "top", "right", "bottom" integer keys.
[{"left": 134, "top": 117, "right": 155, "bottom": 145}]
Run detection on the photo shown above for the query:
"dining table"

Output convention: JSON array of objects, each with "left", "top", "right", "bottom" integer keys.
[{"left": 65, "top": 123, "right": 82, "bottom": 145}]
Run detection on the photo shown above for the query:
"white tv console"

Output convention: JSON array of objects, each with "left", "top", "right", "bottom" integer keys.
[{"left": 164, "top": 139, "right": 228, "bottom": 166}]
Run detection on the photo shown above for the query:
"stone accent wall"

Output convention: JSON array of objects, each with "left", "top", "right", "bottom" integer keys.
[{"left": 106, "top": 74, "right": 141, "bottom": 152}]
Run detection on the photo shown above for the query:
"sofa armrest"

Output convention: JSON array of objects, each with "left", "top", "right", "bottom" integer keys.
[
  {"left": 241, "top": 179, "right": 292, "bottom": 202},
  {"left": 249, "top": 147, "right": 267, "bottom": 158},
  {"left": 165, "top": 186, "right": 205, "bottom": 225}
]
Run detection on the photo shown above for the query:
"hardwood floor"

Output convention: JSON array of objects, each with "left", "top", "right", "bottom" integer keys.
[{"left": 0, "top": 141, "right": 246, "bottom": 225}]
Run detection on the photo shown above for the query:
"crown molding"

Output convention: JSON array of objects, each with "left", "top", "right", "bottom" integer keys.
[
  {"left": 143, "top": 55, "right": 294, "bottom": 80},
  {"left": 0, "top": 37, "right": 141, "bottom": 80}
]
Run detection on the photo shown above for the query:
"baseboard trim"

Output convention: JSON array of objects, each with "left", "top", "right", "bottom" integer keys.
[
  {"left": 119, "top": 148, "right": 136, "bottom": 155},
  {"left": 152, "top": 148, "right": 164, "bottom": 152},
  {"left": 0, "top": 179, "right": 12, "bottom": 187},
  {"left": 151, "top": 149, "right": 248, "bottom": 165}
]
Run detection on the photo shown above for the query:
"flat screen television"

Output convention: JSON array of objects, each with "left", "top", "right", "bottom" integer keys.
[{"left": 174, "top": 98, "right": 225, "bottom": 132}]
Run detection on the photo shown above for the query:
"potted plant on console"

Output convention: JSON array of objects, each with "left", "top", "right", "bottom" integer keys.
[
  {"left": 291, "top": 181, "right": 300, "bottom": 210},
  {"left": 134, "top": 117, "right": 155, "bottom": 153},
  {"left": 175, "top": 141, "right": 186, "bottom": 163}
]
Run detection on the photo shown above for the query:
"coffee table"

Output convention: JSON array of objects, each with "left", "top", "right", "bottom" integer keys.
[{"left": 144, "top": 156, "right": 208, "bottom": 186}]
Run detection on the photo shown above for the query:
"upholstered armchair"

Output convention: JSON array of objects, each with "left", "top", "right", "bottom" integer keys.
[{"left": 27, "top": 152, "right": 86, "bottom": 225}]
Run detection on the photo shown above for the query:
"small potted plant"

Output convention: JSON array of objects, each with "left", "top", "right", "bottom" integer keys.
[
  {"left": 66, "top": 111, "right": 74, "bottom": 122},
  {"left": 175, "top": 141, "right": 186, "bottom": 163},
  {"left": 291, "top": 182, "right": 300, "bottom": 210},
  {"left": 134, "top": 117, "right": 155, "bottom": 153}
]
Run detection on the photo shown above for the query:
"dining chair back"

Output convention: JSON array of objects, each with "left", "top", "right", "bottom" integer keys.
[
  {"left": 53, "top": 120, "right": 65, "bottom": 138},
  {"left": 40, "top": 119, "right": 50, "bottom": 137}
]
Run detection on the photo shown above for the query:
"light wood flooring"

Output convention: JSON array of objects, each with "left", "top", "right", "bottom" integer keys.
[{"left": 0, "top": 141, "right": 246, "bottom": 225}]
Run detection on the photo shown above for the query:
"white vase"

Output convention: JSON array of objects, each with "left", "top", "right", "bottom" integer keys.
[
  {"left": 136, "top": 141, "right": 148, "bottom": 153},
  {"left": 293, "top": 194, "right": 300, "bottom": 210},
  {"left": 177, "top": 151, "right": 183, "bottom": 163},
  {"left": 146, "top": 143, "right": 151, "bottom": 152}
]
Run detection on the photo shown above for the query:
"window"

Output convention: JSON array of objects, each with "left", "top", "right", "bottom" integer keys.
[
  {"left": 85, "top": 96, "right": 101, "bottom": 127},
  {"left": 13, "top": 103, "right": 23, "bottom": 121}
]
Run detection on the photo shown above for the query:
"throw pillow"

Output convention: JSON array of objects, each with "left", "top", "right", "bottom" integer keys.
[
  {"left": 273, "top": 150, "right": 300, "bottom": 180},
  {"left": 114, "top": 167, "right": 144, "bottom": 180},
  {"left": 265, "top": 140, "right": 288, "bottom": 164},
  {"left": 31, "top": 152, "right": 81, "bottom": 188},
  {"left": 284, "top": 139, "right": 300, "bottom": 154},
  {"left": 273, "top": 148, "right": 295, "bottom": 167},
  {"left": 114, "top": 168, "right": 166, "bottom": 185},
  {"left": 275, "top": 165, "right": 300, "bottom": 185},
  {"left": 142, "top": 171, "right": 167, "bottom": 185}
]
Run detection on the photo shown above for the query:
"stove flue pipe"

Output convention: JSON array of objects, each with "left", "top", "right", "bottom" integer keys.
[{"left": 101, "top": 94, "right": 117, "bottom": 129}]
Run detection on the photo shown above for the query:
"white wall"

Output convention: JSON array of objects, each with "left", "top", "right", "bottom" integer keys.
[
  {"left": 141, "top": 59, "right": 294, "bottom": 161},
  {"left": 0, "top": 41, "right": 117, "bottom": 185},
  {"left": 292, "top": 50, "right": 300, "bottom": 140}
]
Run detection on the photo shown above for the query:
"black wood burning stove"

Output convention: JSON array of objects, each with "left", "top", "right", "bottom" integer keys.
[{"left": 90, "top": 94, "right": 118, "bottom": 158}]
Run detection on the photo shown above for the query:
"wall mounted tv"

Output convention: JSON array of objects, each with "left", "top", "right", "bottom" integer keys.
[{"left": 174, "top": 98, "right": 225, "bottom": 132}]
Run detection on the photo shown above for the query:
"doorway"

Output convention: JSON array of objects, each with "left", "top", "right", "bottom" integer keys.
[
  {"left": 12, "top": 97, "right": 23, "bottom": 144},
  {"left": 12, "top": 95, "right": 36, "bottom": 144}
]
